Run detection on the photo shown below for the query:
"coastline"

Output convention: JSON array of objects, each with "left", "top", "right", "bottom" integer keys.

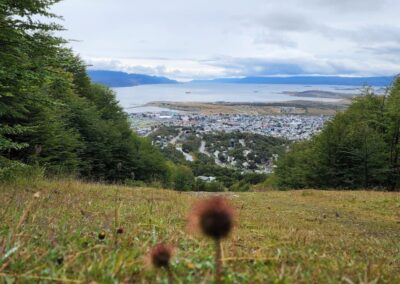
[{"left": 145, "top": 99, "right": 350, "bottom": 115}]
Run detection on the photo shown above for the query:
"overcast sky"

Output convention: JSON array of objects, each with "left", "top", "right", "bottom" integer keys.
[{"left": 52, "top": 0, "right": 400, "bottom": 80}]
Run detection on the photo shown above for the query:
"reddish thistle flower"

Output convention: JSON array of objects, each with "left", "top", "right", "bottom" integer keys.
[
  {"left": 149, "top": 243, "right": 174, "bottom": 268},
  {"left": 189, "top": 196, "right": 235, "bottom": 240},
  {"left": 116, "top": 227, "right": 124, "bottom": 234},
  {"left": 188, "top": 196, "right": 235, "bottom": 284}
]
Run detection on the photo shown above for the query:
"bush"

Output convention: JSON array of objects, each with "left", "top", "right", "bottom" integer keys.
[
  {"left": 182, "top": 143, "right": 193, "bottom": 153},
  {"left": 124, "top": 180, "right": 147, "bottom": 187},
  {"left": 230, "top": 180, "right": 251, "bottom": 192},
  {"left": 0, "top": 158, "right": 44, "bottom": 184},
  {"left": 173, "top": 165, "right": 195, "bottom": 191},
  {"left": 205, "top": 181, "right": 225, "bottom": 192}
]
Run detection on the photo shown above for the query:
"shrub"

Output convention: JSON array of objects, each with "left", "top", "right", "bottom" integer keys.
[
  {"left": 0, "top": 158, "right": 44, "bottom": 184},
  {"left": 173, "top": 165, "right": 194, "bottom": 191}
]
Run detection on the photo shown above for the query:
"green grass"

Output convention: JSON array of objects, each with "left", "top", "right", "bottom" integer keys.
[{"left": 0, "top": 180, "right": 399, "bottom": 283}]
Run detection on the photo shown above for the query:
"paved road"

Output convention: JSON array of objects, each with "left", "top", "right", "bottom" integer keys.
[
  {"left": 176, "top": 146, "right": 194, "bottom": 162},
  {"left": 199, "top": 140, "right": 209, "bottom": 156},
  {"left": 170, "top": 131, "right": 183, "bottom": 144},
  {"left": 169, "top": 131, "right": 194, "bottom": 162},
  {"left": 144, "top": 127, "right": 158, "bottom": 137},
  {"left": 198, "top": 140, "right": 226, "bottom": 167}
]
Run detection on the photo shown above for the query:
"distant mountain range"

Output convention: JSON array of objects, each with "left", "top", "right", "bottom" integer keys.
[
  {"left": 88, "top": 70, "right": 178, "bottom": 87},
  {"left": 192, "top": 76, "right": 395, "bottom": 86},
  {"left": 88, "top": 70, "right": 396, "bottom": 88}
]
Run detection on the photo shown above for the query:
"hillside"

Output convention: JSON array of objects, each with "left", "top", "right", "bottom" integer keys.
[
  {"left": 88, "top": 70, "right": 178, "bottom": 87},
  {"left": 1, "top": 180, "right": 399, "bottom": 283}
]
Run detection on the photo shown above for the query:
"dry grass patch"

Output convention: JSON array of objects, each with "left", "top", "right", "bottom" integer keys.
[{"left": 0, "top": 180, "right": 399, "bottom": 283}]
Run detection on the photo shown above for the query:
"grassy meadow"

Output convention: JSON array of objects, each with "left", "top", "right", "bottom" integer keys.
[{"left": 0, "top": 180, "right": 399, "bottom": 283}]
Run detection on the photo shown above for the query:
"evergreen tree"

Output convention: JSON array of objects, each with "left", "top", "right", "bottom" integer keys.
[
  {"left": 274, "top": 82, "right": 399, "bottom": 191},
  {"left": 0, "top": 0, "right": 169, "bottom": 183},
  {"left": 385, "top": 79, "right": 400, "bottom": 190},
  {"left": 0, "top": 0, "right": 64, "bottom": 156}
]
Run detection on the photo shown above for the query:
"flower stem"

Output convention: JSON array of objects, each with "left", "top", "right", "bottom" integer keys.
[
  {"left": 215, "top": 239, "right": 222, "bottom": 284},
  {"left": 167, "top": 266, "right": 173, "bottom": 284}
]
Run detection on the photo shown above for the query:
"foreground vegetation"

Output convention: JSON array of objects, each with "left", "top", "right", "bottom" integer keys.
[
  {"left": 275, "top": 81, "right": 400, "bottom": 191},
  {"left": 1, "top": 179, "right": 399, "bottom": 283}
]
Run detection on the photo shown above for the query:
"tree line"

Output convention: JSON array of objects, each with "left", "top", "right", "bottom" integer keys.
[
  {"left": 0, "top": 0, "right": 259, "bottom": 192},
  {"left": 0, "top": 0, "right": 168, "bottom": 183},
  {"left": 274, "top": 79, "right": 400, "bottom": 191}
]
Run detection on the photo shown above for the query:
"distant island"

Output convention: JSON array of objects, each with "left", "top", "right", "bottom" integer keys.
[
  {"left": 192, "top": 75, "right": 395, "bottom": 86},
  {"left": 88, "top": 70, "right": 178, "bottom": 87},
  {"left": 282, "top": 90, "right": 356, "bottom": 99}
]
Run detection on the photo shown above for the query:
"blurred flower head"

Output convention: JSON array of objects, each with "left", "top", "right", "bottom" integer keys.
[
  {"left": 147, "top": 243, "right": 174, "bottom": 269},
  {"left": 188, "top": 196, "right": 235, "bottom": 240}
]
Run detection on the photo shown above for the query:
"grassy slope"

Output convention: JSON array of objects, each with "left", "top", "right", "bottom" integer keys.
[{"left": 0, "top": 180, "right": 399, "bottom": 283}]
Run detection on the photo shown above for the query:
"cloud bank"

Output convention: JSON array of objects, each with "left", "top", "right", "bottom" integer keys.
[{"left": 53, "top": 0, "right": 400, "bottom": 80}]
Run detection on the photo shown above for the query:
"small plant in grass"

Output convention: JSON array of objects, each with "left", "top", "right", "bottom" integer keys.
[
  {"left": 56, "top": 256, "right": 64, "bottom": 265},
  {"left": 147, "top": 243, "right": 175, "bottom": 283},
  {"left": 98, "top": 231, "right": 106, "bottom": 240},
  {"left": 188, "top": 196, "right": 235, "bottom": 284}
]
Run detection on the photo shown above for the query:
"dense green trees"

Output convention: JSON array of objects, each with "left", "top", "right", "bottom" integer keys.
[
  {"left": 0, "top": 0, "right": 168, "bottom": 183},
  {"left": 172, "top": 165, "right": 195, "bottom": 191},
  {"left": 275, "top": 81, "right": 400, "bottom": 191},
  {"left": 1, "top": 1, "right": 62, "bottom": 153},
  {"left": 385, "top": 79, "right": 400, "bottom": 190},
  {"left": 203, "top": 132, "right": 285, "bottom": 163}
]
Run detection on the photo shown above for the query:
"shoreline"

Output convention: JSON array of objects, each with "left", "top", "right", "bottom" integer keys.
[{"left": 144, "top": 99, "right": 350, "bottom": 115}]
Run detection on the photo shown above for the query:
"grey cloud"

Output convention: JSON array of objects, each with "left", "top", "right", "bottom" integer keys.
[
  {"left": 254, "top": 12, "right": 316, "bottom": 32},
  {"left": 56, "top": 0, "right": 400, "bottom": 79},
  {"left": 87, "top": 59, "right": 167, "bottom": 76},
  {"left": 202, "top": 56, "right": 358, "bottom": 77},
  {"left": 253, "top": 31, "right": 298, "bottom": 48},
  {"left": 87, "top": 54, "right": 399, "bottom": 80},
  {"left": 358, "top": 45, "right": 400, "bottom": 64},
  {"left": 307, "top": 0, "right": 387, "bottom": 11},
  {"left": 341, "top": 26, "right": 400, "bottom": 44},
  {"left": 252, "top": 12, "right": 400, "bottom": 46},
  {"left": 86, "top": 59, "right": 206, "bottom": 81},
  {"left": 362, "top": 45, "right": 400, "bottom": 55}
]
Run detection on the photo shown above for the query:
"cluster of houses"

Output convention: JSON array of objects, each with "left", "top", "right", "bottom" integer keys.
[
  {"left": 129, "top": 111, "right": 330, "bottom": 140},
  {"left": 125, "top": 110, "right": 333, "bottom": 179}
]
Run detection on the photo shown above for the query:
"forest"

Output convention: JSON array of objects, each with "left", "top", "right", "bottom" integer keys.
[
  {"left": 274, "top": 82, "right": 400, "bottom": 191},
  {"left": 0, "top": 0, "right": 168, "bottom": 184}
]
